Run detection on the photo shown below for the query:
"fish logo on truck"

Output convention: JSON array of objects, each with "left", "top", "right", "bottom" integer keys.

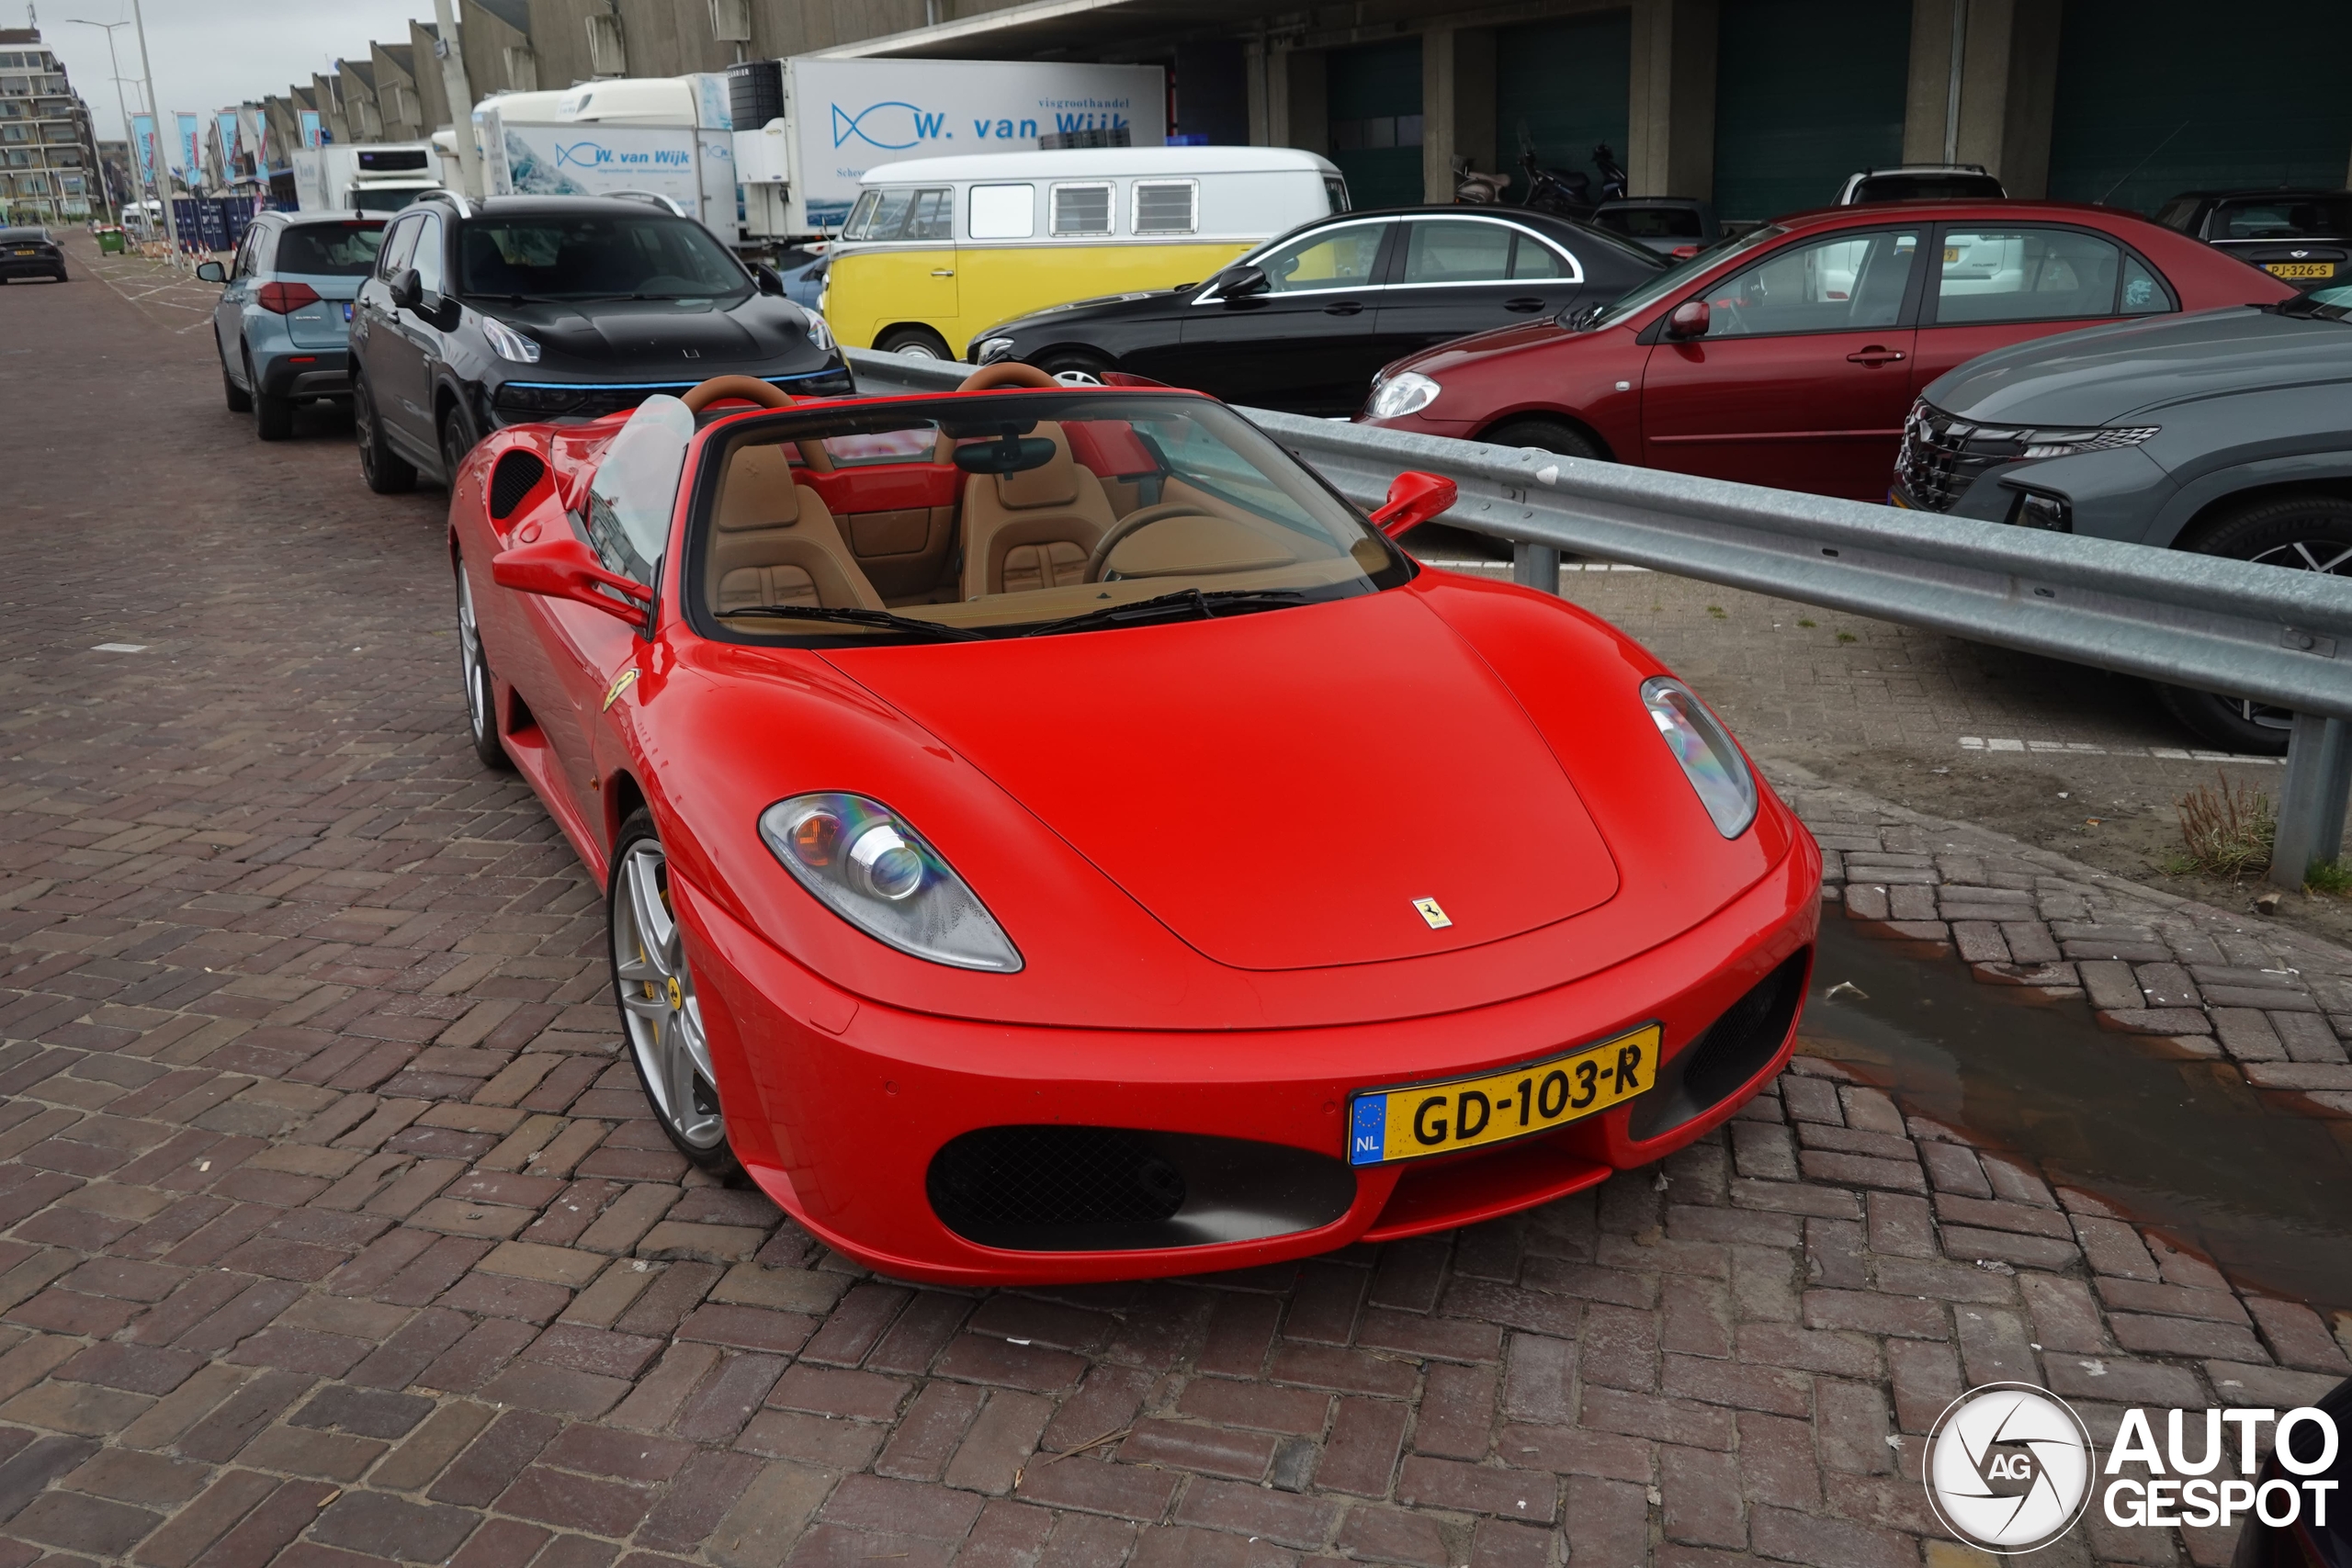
[{"left": 831, "top": 101, "right": 947, "bottom": 151}]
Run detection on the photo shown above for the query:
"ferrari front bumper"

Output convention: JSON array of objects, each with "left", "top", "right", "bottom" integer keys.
[{"left": 678, "top": 836, "right": 1821, "bottom": 1285}]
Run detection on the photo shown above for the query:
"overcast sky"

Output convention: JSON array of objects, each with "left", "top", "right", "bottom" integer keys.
[{"left": 30, "top": 0, "right": 436, "bottom": 146}]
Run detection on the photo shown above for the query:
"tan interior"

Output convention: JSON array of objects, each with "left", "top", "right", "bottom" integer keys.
[
  {"left": 706, "top": 445, "right": 885, "bottom": 614},
  {"left": 957, "top": 423, "right": 1119, "bottom": 601},
  {"left": 707, "top": 419, "right": 1355, "bottom": 628}
]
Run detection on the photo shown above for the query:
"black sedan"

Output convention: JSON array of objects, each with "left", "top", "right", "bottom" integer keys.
[
  {"left": 349, "top": 193, "right": 852, "bottom": 494},
  {"left": 0, "top": 226, "right": 66, "bottom": 284},
  {"left": 2155, "top": 188, "right": 2352, "bottom": 291},
  {"left": 965, "top": 205, "right": 1666, "bottom": 416}
]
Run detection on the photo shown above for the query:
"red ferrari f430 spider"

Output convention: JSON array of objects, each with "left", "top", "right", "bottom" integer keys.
[{"left": 451, "top": 364, "right": 1820, "bottom": 1284}]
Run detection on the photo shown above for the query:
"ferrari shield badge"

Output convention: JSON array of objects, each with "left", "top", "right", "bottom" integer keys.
[
  {"left": 602, "top": 669, "right": 639, "bottom": 712},
  {"left": 1413, "top": 897, "right": 1452, "bottom": 930}
]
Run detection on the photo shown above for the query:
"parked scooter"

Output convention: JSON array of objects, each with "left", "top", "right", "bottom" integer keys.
[
  {"left": 1516, "top": 141, "right": 1631, "bottom": 220},
  {"left": 1453, "top": 159, "right": 1512, "bottom": 204}
]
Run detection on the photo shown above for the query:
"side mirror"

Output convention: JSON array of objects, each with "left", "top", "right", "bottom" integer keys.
[
  {"left": 491, "top": 536, "right": 653, "bottom": 629},
  {"left": 390, "top": 267, "right": 423, "bottom": 311},
  {"left": 1665, "top": 299, "right": 1711, "bottom": 340},
  {"left": 196, "top": 260, "right": 226, "bottom": 283},
  {"left": 1370, "top": 470, "right": 1458, "bottom": 538},
  {"left": 753, "top": 263, "right": 784, "bottom": 296},
  {"left": 1212, "top": 263, "right": 1269, "bottom": 299}
]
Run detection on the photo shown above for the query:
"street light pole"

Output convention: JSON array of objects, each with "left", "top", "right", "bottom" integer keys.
[
  {"left": 125, "top": 0, "right": 181, "bottom": 264},
  {"left": 63, "top": 18, "right": 134, "bottom": 224}
]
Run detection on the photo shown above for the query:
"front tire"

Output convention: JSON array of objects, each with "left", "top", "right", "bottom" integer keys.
[
  {"left": 354, "top": 372, "right": 417, "bottom": 494},
  {"left": 1035, "top": 347, "right": 1114, "bottom": 384},
  {"left": 2156, "top": 493, "right": 2352, "bottom": 754},
  {"left": 609, "top": 814, "right": 742, "bottom": 1179},
  {"left": 440, "top": 403, "right": 480, "bottom": 491},
  {"left": 1483, "top": 416, "right": 1605, "bottom": 461},
  {"left": 876, "top": 325, "right": 952, "bottom": 360},
  {"left": 454, "top": 560, "right": 512, "bottom": 773},
  {"left": 249, "top": 351, "right": 293, "bottom": 441}
]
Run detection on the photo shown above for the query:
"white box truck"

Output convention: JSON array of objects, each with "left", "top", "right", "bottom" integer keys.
[
  {"left": 289, "top": 143, "right": 441, "bottom": 214},
  {"left": 729, "top": 57, "right": 1167, "bottom": 238},
  {"left": 475, "top": 75, "right": 739, "bottom": 236}
]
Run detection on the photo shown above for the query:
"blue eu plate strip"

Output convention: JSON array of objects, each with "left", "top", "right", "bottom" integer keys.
[{"left": 1349, "top": 1095, "right": 1387, "bottom": 1167}]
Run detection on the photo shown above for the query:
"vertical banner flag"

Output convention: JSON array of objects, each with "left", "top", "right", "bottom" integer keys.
[
  {"left": 175, "top": 113, "right": 200, "bottom": 182},
  {"left": 130, "top": 113, "right": 159, "bottom": 192},
  {"left": 300, "top": 109, "right": 322, "bottom": 149},
  {"left": 217, "top": 113, "right": 242, "bottom": 177}
]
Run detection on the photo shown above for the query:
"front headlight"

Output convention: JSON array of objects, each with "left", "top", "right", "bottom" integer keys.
[
  {"left": 803, "top": 312, "right": 834, "bottom": 352},
  {"left": 758, "top": 793, "right": 1022, "bottom": 972},
  {"left": 1640, "top": 677, "right": 1758, "bottom": 838},
  {"left": 2017, "top": 425, "right": 2158, "bottom": 460},
  {"left": 976, "top": 336, "right": 1016, "bottom": 363},
  {"left": 481, "top": 316, "right": 542, "bottom": 364},
  {"left": 1367, "top": 371, "right": 1440, "bottom": 419}
]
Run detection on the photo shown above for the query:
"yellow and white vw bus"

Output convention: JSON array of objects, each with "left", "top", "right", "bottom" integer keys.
[{"left": 822, "top": 146, "right": 1347, "bottom": 358}]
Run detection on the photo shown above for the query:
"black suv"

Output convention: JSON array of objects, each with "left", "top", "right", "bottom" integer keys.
[
  {"left": 2155, "top": 188, "right": 2351, "bottom": 292},
  {"left": 348, "top": 192, "right": 853, "bottom": 493}
]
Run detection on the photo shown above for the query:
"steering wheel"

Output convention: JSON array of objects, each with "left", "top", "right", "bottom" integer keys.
[
  {"left": 1085, "top": 503, "right": 1219, "bottom": 582},
  {"left": 958, "top": 362, "right": 1059, "bottom": 391},
  {"left": 681, "top": 375, "right": 793, "bottom": 412}
]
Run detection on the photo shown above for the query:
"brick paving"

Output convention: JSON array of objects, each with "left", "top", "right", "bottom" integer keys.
[{"left": 5, "top": 237, "right": 2350, "bottom": 1568}]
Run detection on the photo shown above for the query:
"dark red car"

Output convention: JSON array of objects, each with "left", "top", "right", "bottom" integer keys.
[{"left": 1356, "top": 201, "right": 2296, "bottom": 500}]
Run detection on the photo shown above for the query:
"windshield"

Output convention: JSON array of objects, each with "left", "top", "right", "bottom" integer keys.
[
  {"left": 690, "top": 391, "right": 1408, "bottom": 644},
  {"left": 2283, "top": 285, "right": 2352, "bottom": 321},
  {"left": 2215, "top": 197, "right": 2352, "bottom": 240},
  {"left": 1587, "top": 223, "right": 1785, "bottom": 330},
  {"left": 458, "top": 214, "right": 751, "bottom": 299},
  {"left": 277, "top": 221, "right": 385, "bottom": 276}
]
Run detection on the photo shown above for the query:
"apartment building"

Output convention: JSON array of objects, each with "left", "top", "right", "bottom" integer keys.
[{"left": 0, "top": 28, "right": 100, "bottom": 223}]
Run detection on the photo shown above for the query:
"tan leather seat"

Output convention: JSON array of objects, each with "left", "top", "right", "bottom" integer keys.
[
  {"left": 707, "top": 445, "right": 885, "bottom": 615},
  {"left": 958, "top": 423, "right": 1116, "bottom": 599}
]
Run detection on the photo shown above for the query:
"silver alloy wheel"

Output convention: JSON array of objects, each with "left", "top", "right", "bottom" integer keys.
[
  {"left": 457, "top": 569, "right": 492, "bottom": 744},
  {"left": 612, "top": 839, "right": 725, "bottom": 1148},
  {"left": 2230, "top": 539, "right": 2352, "bottom": 732}
]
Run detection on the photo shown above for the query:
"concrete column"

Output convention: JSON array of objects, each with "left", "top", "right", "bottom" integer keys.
[
  {"left": 1628, "top": 0, "right": 1718, "bottom": 201},
  {"left": 1246, "top": 39, "right": 1272, "bottom": 146},
  {"left": 1899, "top": 0, "right": 2060, "bottom": 196},
  {"left": 1284, "top": 47, "right": 1328, "bottom": 155},
  {"left": 1420, "top": 28, "right": 1498, "bottom": 204}
]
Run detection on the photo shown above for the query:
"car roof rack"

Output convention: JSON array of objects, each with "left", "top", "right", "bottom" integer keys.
[{"left": 419, "top": 187, "right": 472, "bottom": 219}]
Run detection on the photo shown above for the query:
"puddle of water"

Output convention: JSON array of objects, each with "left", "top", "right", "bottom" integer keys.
[{"left": 1802, "top": 917, "right": 2352, "bottom": 1314}]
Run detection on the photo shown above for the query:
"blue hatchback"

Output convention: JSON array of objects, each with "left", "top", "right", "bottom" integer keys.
[{"left": 199, "top": 212, "right": 387, "bottom": 440}]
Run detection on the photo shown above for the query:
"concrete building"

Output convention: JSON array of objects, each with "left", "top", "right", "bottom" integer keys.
[
  {"left": 0, "top": 28, "right": 100, "bottom": 223},
  {"left": 255, "top": 0, "right": 2352, "bottom": 222}
]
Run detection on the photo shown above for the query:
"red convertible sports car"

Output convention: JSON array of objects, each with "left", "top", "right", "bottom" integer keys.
[{"left": 452, "top": 363, "right": 1820, "bottom": 1284}]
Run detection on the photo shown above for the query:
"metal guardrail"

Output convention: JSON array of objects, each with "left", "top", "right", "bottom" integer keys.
[{"left": 844, "top": 346, "right": 2352, "bottom": 885}]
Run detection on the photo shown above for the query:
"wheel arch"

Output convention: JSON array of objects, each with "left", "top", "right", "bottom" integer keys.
[
  {"left": 875, "top": 321, "right": 955, "bottom": 357},
  {"left": 2172, "top": 478, "right": 2352, "bottom": 552},
  {"left": 1472, "top": 408, "right": 1617, "bottom": 462},
  {"left": 605, "top": 771, "right": 649, "bottom": 855}
]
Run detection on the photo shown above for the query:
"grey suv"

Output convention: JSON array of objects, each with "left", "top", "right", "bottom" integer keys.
[{"left": 1893, "top": 290, "right": 2352, "bottom": 752}]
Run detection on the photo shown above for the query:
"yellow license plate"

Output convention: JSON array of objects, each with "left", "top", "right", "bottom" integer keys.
[
  {"left": 1348, "top": 1024, "right": 1660, "bottom": 1166},
  {"left": 2266, "top": 262, "right": 2336, "bottom": 279},
  {"left": 1943, "top": 246, "right": 1961, "bottom": 264},
  {"left": 11, "top": 249, "right": 33, "bottom": 256}
]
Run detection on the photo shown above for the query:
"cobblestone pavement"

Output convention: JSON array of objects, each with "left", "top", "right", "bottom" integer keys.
[{"left": 5, "top": 237, "right": 2350, "bottom": 1568}]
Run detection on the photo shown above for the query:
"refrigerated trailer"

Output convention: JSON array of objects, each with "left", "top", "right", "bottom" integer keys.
[
  {"left": 289, "top": 144, "right": 441, "bottom": 214},
  {"left": 729, "top": 57, "right": 1167, "bottom": 238},
  {"left": 475, "top": 75, "right": 738, "bottom": 235}
]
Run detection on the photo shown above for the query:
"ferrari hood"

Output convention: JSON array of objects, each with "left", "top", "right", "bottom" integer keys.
[{"left": 827, "top": 589, "right": 1621, "bottom": 971}]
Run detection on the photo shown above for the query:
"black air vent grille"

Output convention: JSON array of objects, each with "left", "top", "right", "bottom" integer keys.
[
  {"left": 930, "top": 1126, "right": 1186, "bottom": 1233},
  {"left": 488, "top": 450, "right": 548, "bottom": 521}
]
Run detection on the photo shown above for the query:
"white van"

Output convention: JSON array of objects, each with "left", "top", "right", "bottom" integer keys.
[{"left": 823, "top": 145, "right": 1347, "bottom": 356}]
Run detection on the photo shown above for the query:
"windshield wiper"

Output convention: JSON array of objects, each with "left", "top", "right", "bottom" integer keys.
[
  {"left": 723, "top": 604, "right": 987, "bottom": 640},
  {"left": 1018, "top": 588, "right": 1313, "bottom": 637}
]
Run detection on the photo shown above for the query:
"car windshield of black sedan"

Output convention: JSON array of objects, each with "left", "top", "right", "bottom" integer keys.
[
  {"left": 458, "top": 214, "right": 750, "bottom": 301},
  {"left": 686, "top": 391, "right": 1408, "bottom": 643}
]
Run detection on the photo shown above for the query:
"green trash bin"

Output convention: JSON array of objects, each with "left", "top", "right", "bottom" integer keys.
[{"left": 96, "top": 227, "right": 125, "bottom": 254}]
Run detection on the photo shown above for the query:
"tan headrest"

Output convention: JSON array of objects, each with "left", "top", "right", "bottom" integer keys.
[
  {"left": 994, "top": 423, "right": 1077, "bottom": 511},
  {"left": 717, "top": 445, "right": 802, "bottom": 532}
]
